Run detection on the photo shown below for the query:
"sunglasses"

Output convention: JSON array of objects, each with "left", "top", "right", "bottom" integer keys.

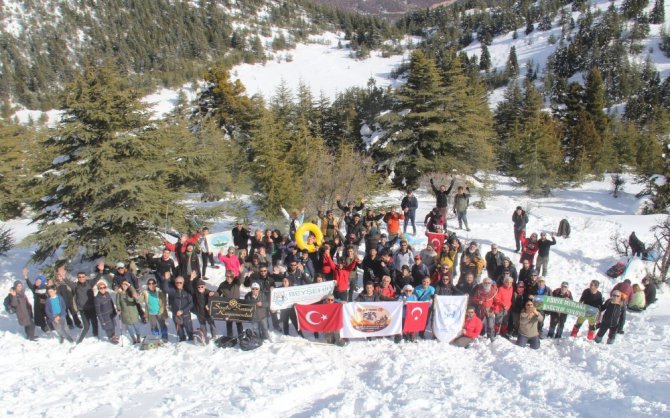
[
  {"left": 176, "top": 282, "right": 184, "bottom": 285},
  {"left": 197, "top": 285, "right": 206, "bottom": 289},
  {"left": 98, "top": 285, "right": 107, "bottom": 289},
  {"left": 147, "top": 282, "right": 156, "bottom": 286},
  {"left": 326, "top": 298, "right": 335, "bottom": 301},
  {"left": 612, "top": 294, "right": 621, "bottom": 297}
]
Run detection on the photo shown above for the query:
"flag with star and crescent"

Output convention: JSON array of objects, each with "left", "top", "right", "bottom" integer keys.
[
  {"left": 403, "top": 301, "right": 430, "bottom": 333},
  {"left": 294, "top": 302, "right": 343, "bottom": 333}
]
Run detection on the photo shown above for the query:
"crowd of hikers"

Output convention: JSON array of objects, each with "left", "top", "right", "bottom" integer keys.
[{"left": 4, "top": 181, "right": 659, "bottom": 349}]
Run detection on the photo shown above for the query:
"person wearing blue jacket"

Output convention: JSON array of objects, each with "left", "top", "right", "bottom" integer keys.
[
  {"left": 45, "top": 286, "right": 74, "bottom": 343},
  {"left": 414, "top": 277, "right": 435, "bottom": 339},
  {"left": 162, "top": 275, "right": 194, "bottom": 342}
]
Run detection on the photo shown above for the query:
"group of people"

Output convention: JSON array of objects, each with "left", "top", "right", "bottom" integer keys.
[{"left": 5, "top": 181, "right": 659, "bottom": 350}]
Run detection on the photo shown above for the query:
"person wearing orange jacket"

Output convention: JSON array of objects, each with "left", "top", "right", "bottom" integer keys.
[
  {"left": 493, "top": 276, "right": 514, "bottom": 337},
  {"left": 321, "top": 250, "right": 358, "bottom": 301},
  {"left": 383, "top": 207, "right": 405, "bottom": 247},
  {"left": 450, "top": 306, "right": 482, "bottom": 348}
]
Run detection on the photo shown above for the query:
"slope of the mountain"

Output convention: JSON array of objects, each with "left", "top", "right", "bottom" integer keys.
[
  {"left": 312, "top": 0, "right": 458, "bottom": 18},
  {"left": 0, "top": 0, "right": 397, "bottom": 110}
]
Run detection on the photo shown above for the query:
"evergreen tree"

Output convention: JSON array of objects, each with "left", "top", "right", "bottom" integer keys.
[
  {"left": 505, "top": 46, "right": 519, "bottom": 79},
  {"left": 650, "top": 0, "right": 665, "bottom": 24},
  {"left": 494, "top": 81, "right": 524, "bottom": 170},
  {"left": 480, "top": 44, "right": 491, "bottom": 72},
  {"left": 508, "top": 83, "right": 563, "bottom": 195},
  {"left": 28, "top": 65, "right": 189, "bottom": 263},
  {"left": 248, "top": 108, "right": 297, "bottom": 217},
  {"left": 584, "top": 67, "right": 616, "bottom": 174},
  {"left": 0, "top": 121, "right": 38, "bottom": 219}
]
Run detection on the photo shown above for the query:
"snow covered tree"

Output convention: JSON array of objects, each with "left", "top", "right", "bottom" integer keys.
[{"left": 28, "top": 65, "right": 190, "bottom": 263}]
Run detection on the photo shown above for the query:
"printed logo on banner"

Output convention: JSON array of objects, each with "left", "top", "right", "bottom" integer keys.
[{"left": 351, "top": 305, "right": 392, "bottom": 333}]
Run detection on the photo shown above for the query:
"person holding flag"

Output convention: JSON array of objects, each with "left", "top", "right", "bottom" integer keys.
[
  {"left": 399, "top": 285, "right": 419, "bottom": 342},
  {"left": 295, "top": 296, "right": 344, "bottom": 346}
]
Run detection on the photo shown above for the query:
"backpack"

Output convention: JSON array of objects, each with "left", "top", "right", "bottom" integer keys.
[
  {"left": 238, "top": 328, "right": 263, "bottom": 351},
  {"left": 4, "top": 294, "right": 15, "bottom": 315},
  {"left": 606, "top": 262, "right": 626, "bottom": 278},
  {"left": 557, "top": 219, "right": 571, "bottom": 238},
  {"left": 215, "top": 336, "right": 238, "bottom": 349},
  {"left": 140, "top": 335, "right": 164, "bottom": 351}
]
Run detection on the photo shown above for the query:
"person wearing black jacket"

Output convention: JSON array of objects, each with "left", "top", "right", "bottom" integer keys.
[
  {"left": 336, "top": 195, "right": 366, "bottom": 223},
  {"left": 345, "top": 213, "right": 366, "bottom": 249},
  {"left": 642, "top": 277, "right": 657, "bottom": 306},
  {"left": 232, "top": 222, "right": 251, "bottom": 251},
  {"left": 512, "top": 206, "right": 529, "bottom": 252},
  {"left": 177, "top": 243, "right": 201, "bottom": 284},
  {"left": 192, "top": 280, "right": 217, "bottom": 340},
  {"left": 536, "top": 233, "right": 557, "bottom": 277},
  {"left": 217, "top": 272, "right": 244, "bottom": 337},
  {"left": 434, "top": 275, "right": 457, "bottom": 296},
  {"left": 401, "top": 190, "right": 419, "bottom": 235},
  {"left": 162, "top": 275, "right": 194, "bottom": 342},
  {"left": 456, "top": 272, "right": 477, "bottom": 301},
  {"left": 152, "top": 248, "right": 176, "bottom": 282},
  {"left": 595, "top": 292, "right": 626, "bottom": 344},
  {"left": 69, "top": 272, "right": 99, "bottom": 342},
  {"left": 494, "top": 259, "right": 518, "bottom": 286},
  {"left": 245, "top": 283, "right": 269, "bottom": 340},
  {"left": 485, "top": 244, "right": 506, "bottom": 280},
  {"left": 571, "top": 280, "right": 604, "bottom": 340},
  {"left": 430, "top": 178, "right": 455, "bottom": 219}
]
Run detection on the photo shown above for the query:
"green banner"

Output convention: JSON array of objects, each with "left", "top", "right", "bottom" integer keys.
[{"left": 533, "top": 295, "right": 599, "bottom": 319}]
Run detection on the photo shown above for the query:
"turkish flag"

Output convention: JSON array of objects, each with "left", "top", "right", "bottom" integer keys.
[
  {"left": 295, "top": 303, "right": 343, "bottom": 333},
  {"left": 403, "top": 302, "right": 430, "bottom": 333},
  {"left": 427, "top": 232, "right": 447, "bottom": 253}
]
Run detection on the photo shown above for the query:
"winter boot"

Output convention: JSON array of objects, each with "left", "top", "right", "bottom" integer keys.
[
  {"left": 594, "top": 334, "right": 603, "bottom": 344},
  {"left": 547, "top": 325, "right": 555, "bottom": 338},
  {"left": 607, "top": 336, "right": 616, "bottom": 345},
  {"left": 587, "top": 330, "right": 596, "bottom": 341}
]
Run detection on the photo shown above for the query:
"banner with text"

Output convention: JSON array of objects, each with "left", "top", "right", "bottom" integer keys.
[
  {"left": 532, "top": 295, "right": 599, "bottom": 320},
  {"left": 341, "top": 302, "right": 403, "bottom": 338},
  {"left": 433, "top": 295, "right": 468, "bottom": 343},
  {"left": 208, "top": 298, "right": 256, "bottom": 322},
  {"left": 270, "top": 281, "right": 335, "bottom": 311}
]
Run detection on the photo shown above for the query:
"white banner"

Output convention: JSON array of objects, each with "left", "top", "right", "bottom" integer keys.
[
  {"left": 433, "top": 295, "right": 468, "bottom": 343},
  {"left": 270, "top": 281, "right": 335, "bottom": 311},
  {"left": 205, "top": 232, "right": 232, "bottom": 252},
  {"left": 340, "top": 302, "right": 403, "bottom": 338}
]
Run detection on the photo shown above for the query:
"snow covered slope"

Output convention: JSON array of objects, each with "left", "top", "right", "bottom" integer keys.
[{"left": 0, "top": 174, "right": 668, "bottom": 417}]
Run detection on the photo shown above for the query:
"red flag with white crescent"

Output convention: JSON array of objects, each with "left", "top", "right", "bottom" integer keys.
[
  {"left": 403, "top": 301, "right": 430, "bottom": 333},
  {"left": 427, "top": 232, "right": 446, "bottom": 254},
  {"left": 295, "top": 303, "right": 343, "bottom": 333}
]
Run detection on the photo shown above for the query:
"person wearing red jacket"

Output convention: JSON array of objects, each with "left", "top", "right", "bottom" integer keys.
[
  {"left": 472, "top": 278, "right": 498, "bottom": 339},
  {"left": 322, "top": 251, "right": 358, "bottom": 301},
  {"left": 493, "top": 276, "right": 514, "bottom": 337},
  {"left": 611, "top": 279, "right": 633, "bottom": 304},
  {"left": 519, "top": 231, "right": 539, "bottom": 265},
  {"left": 451, "top": 307, "right": 482, "bottom": 348}
]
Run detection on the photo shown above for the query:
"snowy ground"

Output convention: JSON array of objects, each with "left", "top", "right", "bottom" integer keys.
[{"left": 1, "top": 174, "right": 669, "bottom": 417}]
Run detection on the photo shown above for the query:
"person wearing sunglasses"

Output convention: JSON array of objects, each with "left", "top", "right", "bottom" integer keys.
[
  {"left": 451, "top": 307, "right": 482, "bottom": 348},
  {"left": 192, "top": 280, "right": 217, "bottom": 341},
  {"left": 517, "top": 298, "right": 543, "bottom": 349},
  {"left": 142, "top": 278, "right": 168, "bottom": 342},
  {"left": 162, "top": 275, "right": 194, "bottom": 342},
  {"left": 94, "top": 280, "right": 119, "bottom": 344},
  {"left": 571, "top": 280, "right": 604, "bottom": 340},
  {"left": 595, "top": 291, "right": 626, "bottom": 344}
]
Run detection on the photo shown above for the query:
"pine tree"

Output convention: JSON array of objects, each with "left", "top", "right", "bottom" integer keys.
[
  {"left": 0, "top": 121, "right": 37, "bottom": 219},
  {"left": 584, "top": 67, "right": 616, "bottom": 175},
  {"left": 248, "top": 108, "right": 297, "bottom": 217},
  {"left": 28, "top": 65, "right": 189, "bottom": 263},
  {"left": 480, "top": 44, "right": 491, "bottom": 72},
  {"left": 505, "top": 46, "right": 519, "bottom": 79},
  {"left": 508, "top": 83, "right": 563, "bottom": 195},
  {"left": 650, "top": 0, "right": 665, "bottom": 24},
  {"left": 494, "top": 81, "right": 524, "bottom": 170}
]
